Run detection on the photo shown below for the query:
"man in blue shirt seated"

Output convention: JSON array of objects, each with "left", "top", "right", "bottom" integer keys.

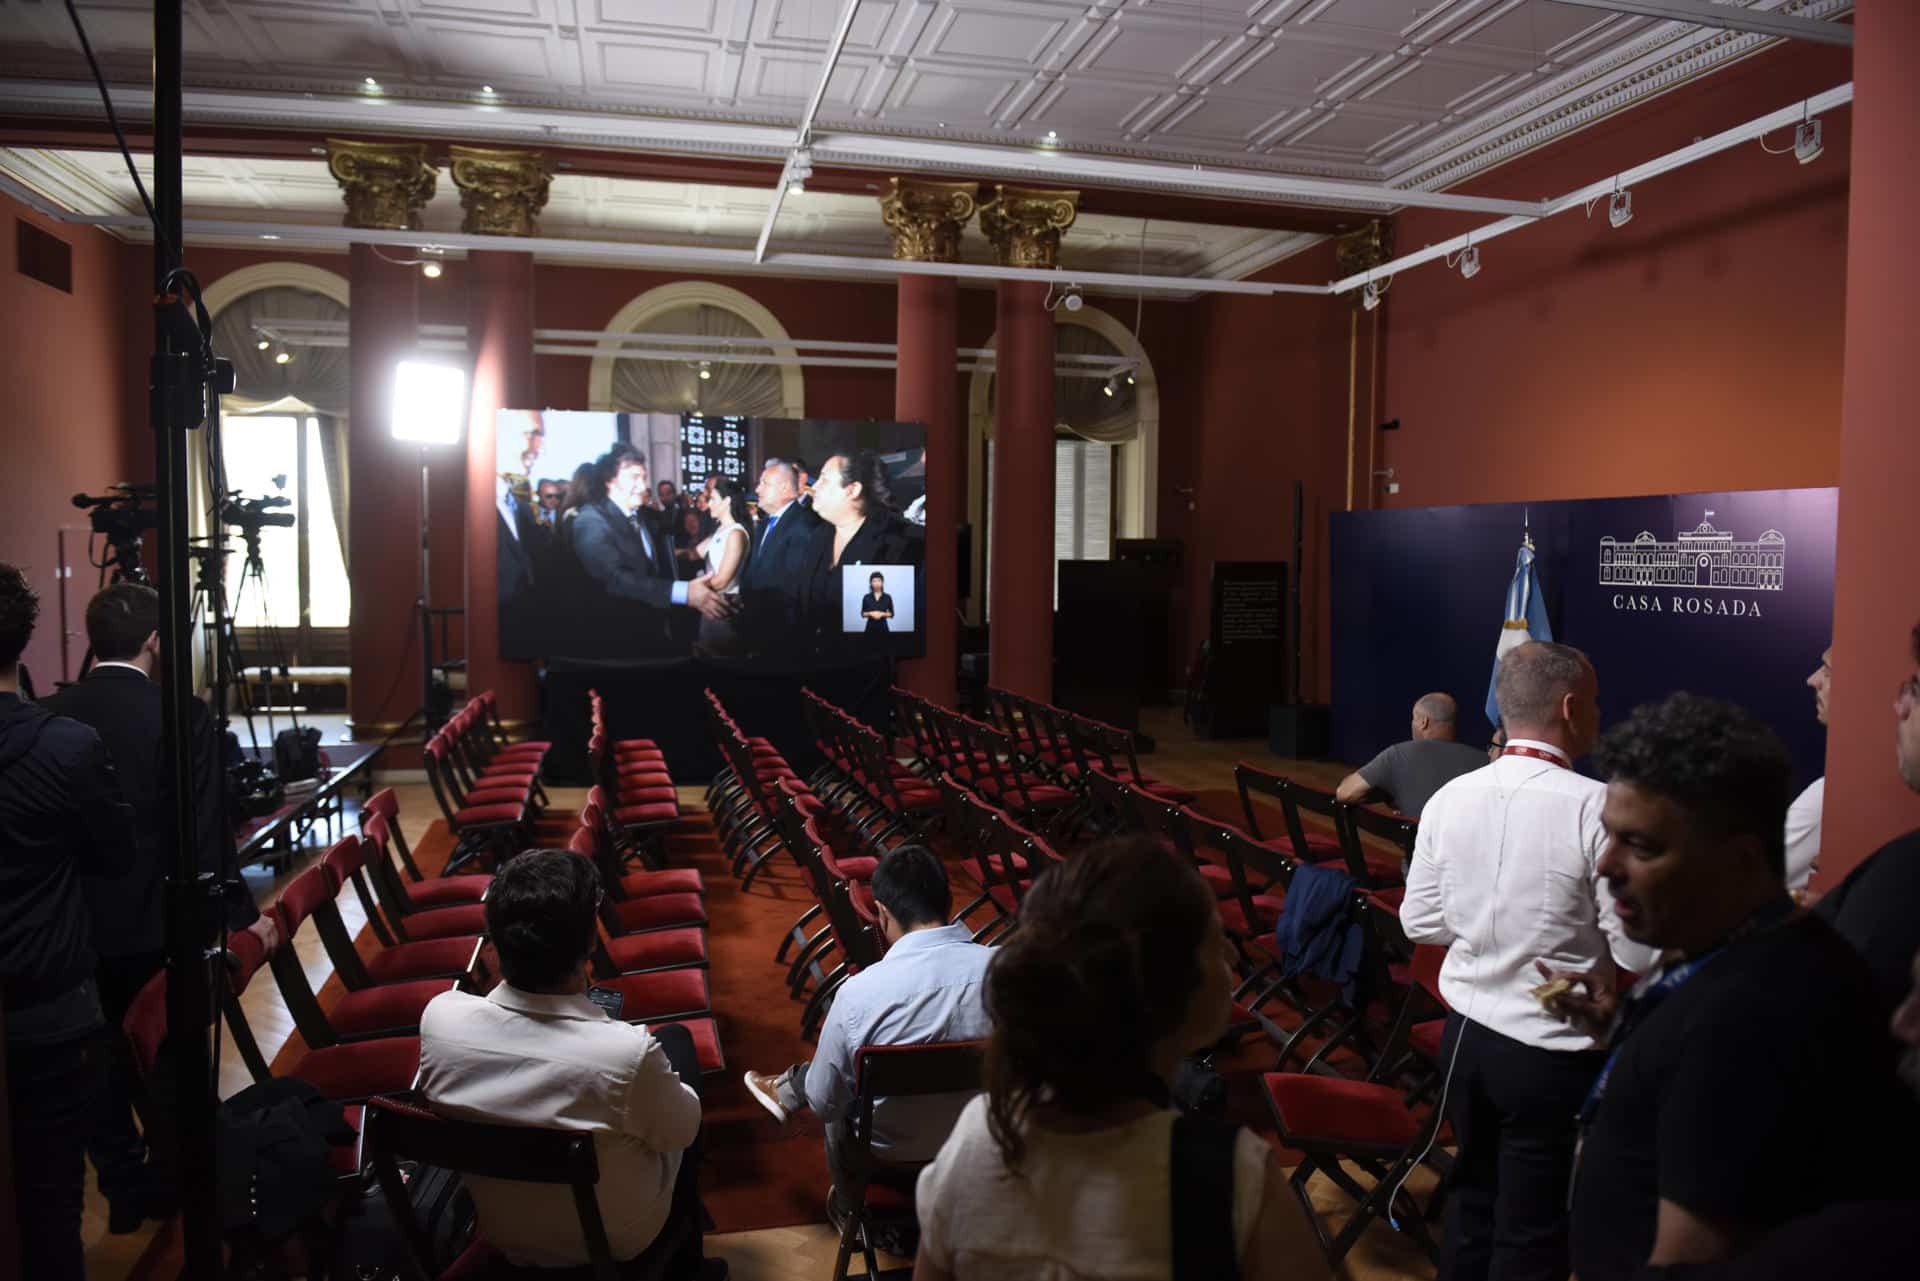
[{"left": 744, "top": 845, "right": 992, "bottom": 1181}]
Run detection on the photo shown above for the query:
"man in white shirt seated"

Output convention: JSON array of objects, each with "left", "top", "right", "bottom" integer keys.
[
  {"left": 1784, "top": 643, "right": 1829, "bottom": 896},
  {"left": 1401, "top": 640, "right": 1657, "bottom": 1281},
  {"left": 416, "top": 850, "right": 724, "bottom": 1280},
  {"left": 742, "top": 845, "right": 993, "bottom": 1198}
]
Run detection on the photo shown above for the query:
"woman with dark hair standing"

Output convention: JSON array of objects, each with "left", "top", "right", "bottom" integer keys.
[
  {"left": 861, "top": 571, "right": 894, "bottom": 635},
  {"left": 913, "top": 838, "right": 1319, "bottom": 1280},
  {"left": 801, "top": 450, "right": 922, "bottom": 650},
  {"left": 692, "top": 476, "right": 752, "bottom": 656}
]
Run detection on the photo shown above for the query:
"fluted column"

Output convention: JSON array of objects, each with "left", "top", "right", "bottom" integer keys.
[
  {"left": 883, "top": 178, "right": 978, "bottom": 707},
  {"left": 981, "top": 185, "right": 1078, "bottom": 702}
]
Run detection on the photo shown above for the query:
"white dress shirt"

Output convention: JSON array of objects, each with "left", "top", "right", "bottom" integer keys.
[
  {"left": 415, "top": 985, "right": 701, "bottom": 1267},
  {"left": 1400, "top": 740, "right": 1658, "bottom": 1051},
  {"left": 805, "top": 922, "right": 994, "bottom": 1161},
  {"left": 1784, "top": 776, "right": 1824, "bottom": 894}
]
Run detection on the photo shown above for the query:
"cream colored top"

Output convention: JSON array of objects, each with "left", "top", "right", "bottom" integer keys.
[{"left": 915, "top": 1095, "right": 1268, "bottom": 1280}]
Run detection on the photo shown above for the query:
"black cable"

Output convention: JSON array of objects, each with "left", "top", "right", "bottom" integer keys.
[{"left": 63, "top": 0, "right": 174, "bottom": 269}]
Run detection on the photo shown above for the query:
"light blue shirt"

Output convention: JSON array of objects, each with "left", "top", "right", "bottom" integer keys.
[{"left": 804, "top": 922, "right": 994, "bottom": 1160}]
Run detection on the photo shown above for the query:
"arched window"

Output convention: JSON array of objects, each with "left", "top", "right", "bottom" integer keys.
[
  {"left": 200, "top": 265, "right": 353, "bottom": 663},
  {"left": 588, "top": 282, "right": 805, "bottom": 418}
]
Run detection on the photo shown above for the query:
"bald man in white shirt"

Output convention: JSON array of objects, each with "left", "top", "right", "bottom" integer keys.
[{"left": 1401, "top": 640, "right": 1656, "bottom": 1281}]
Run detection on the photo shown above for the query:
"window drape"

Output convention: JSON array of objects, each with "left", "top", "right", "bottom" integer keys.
[
  {"left": 609, "top": 304, "right": 786, "bottom": 417},
  {"left": 213, "top": 287, "right": 351, "bottom": 417},
  {"left": 313, "top": 414, "right": 350, "bottom": 574},
  {"left": 985, "top": 323, "right": 1139, "bottom": 444}
]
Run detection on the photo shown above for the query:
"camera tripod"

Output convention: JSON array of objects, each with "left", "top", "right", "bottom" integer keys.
[{"left": 190, "top": 524, "right": 306, "bottom": 753}]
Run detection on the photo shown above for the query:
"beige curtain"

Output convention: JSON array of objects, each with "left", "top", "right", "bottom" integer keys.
[
  {"left": 986, "top": 323, "right": 1139, "bottom": 443},
  {"left": 610, "top": 304, "right": 785, "bottom": 416},
  {"left": 313, "top": 414, "right": 350, "bottom": 573},
  {"left": 212, "top": 286, "right": 351, "bottom": 415}
]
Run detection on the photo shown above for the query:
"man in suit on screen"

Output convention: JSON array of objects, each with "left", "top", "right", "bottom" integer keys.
[
  {"left": 737, "top": 457, "right": 821, "bottom": 653},
  {"left": 572, "top": 446, "right": 734, "bottom": 649}
]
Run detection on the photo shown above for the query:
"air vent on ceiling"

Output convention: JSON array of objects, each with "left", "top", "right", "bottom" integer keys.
[{"left": 17, "top": 219, "right": 73, "bottom": 294}]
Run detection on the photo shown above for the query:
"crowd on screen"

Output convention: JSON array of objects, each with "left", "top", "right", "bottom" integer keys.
[
  {"left": 4, "top": 549, "right": 1919, "bottom": 1278},
  {"left": 496, "top": 417, "right": 923, "bottom": 663}
]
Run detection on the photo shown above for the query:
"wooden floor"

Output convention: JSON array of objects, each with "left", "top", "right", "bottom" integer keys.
[{"left": 82, "top": 706, "right": 1437, "bottom": 1281}]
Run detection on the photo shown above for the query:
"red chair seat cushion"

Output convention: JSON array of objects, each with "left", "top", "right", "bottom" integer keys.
[
  {"left": 1264, "top": 1074, "right": 1421, "bottom": 1150},
  {"left": 362, "top": 937, "right": 481, "bottom": 985},
  {"left": 1196, "top": 863, "right": 1237, "bottom": 898},
  {"left": 614, "top": 738, "right": 659, "bottom": 752},
  {"left": 328, "top": 980, "right": 457, "bottom": 1039},
  {"left": 476, "top": 765, "right": 538, "bottom": 783},
  {"left": 603, "top": 927, "right": 707, "bottom": 974},
  {"left": 1409, "top": 1019, "right": 1445, "bottom": 1060},
  {"left": 501, "top": 739, "right": 552, "bottom": 752},
  {"left": 610, "top": 893, "right": 708, "bottom": 931},
  {"left": 461, "top": 785, "right": 529, "bottom": 806},
  {"left": 616, "top": 786, "right": 678, "bottom": 806},
  {"left": 825, "top": 855, "right": 878, "bottom": 882},
  {"left": 619, "top": 868, "right": 704, "bottom": 897},
  {"left": 614, "top": 801, "right": 680, "bottom": 825},
  {"left": 1217, "top": 894, "right": 1286, "bottom": 935},
  {"left": 398, "top": 902, "right": 490, "bottom": 941},
  {"left": 287, "top": 1036, "right": 421, "bottom": 1100},
  {"left": 653, "top": 1017, "right": 724, "bottom": 1073},
  {"left": 492, "top": 742, "right": 549, "bottom": 758},
  {"left": 601, "top": 968, "right": 710, "bottom": 1021},
  {"left": 401, "top": 875, "right": 490, "bottom": 908},
  {"left": 454, "top": 802, "right": 525, "bottom": 825}
]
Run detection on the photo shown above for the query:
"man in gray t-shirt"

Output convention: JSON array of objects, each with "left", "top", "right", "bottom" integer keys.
[{"left": 1336, "top": 691, "right": 1489, "bottom": 817}]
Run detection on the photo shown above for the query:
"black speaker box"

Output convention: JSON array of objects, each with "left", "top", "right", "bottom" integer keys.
[{"left": 1269, "top": 704, "right": 1331, "bottom": 759}]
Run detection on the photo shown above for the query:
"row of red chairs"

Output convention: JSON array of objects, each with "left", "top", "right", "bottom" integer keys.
[{"left": 423, "top": 694, "right": 551, "bottom": 872}]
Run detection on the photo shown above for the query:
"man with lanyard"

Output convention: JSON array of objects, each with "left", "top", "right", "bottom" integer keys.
[
  {"left": 1402, "top": 640, "right": 1656, "bottom": 1281},
  {"left": 1540, "top": 693, "right": 1907, "bottom": 1280}
]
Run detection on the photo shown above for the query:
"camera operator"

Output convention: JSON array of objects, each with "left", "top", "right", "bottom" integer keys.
[
  {"left": 0, "top": 562, "right": 138, "bottom": 1281},
  {"left": 41, "top": 581, "right": 267, "bottom": 1233}
]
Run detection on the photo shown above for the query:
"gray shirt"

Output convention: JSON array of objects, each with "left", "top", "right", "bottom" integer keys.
[
  {"left": 1357, "top": 739, "right": 1490, "bottom": 817},
  {"left": 804, "top": 921, "right": 994, "bottom": 1160}
]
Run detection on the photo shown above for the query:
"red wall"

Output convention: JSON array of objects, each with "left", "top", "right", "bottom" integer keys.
[
  {"left": 1819, "top": 0, "right": 1920, "bottom": 886},
  {"left": 1375, "top": 40, "right": 1854, "bottom": 510},
  {"left": 1, "top": 192, "right": 146, "bottom": 686}
]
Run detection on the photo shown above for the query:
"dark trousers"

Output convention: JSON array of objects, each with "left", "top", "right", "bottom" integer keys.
[
  {"left": 1438, "top": 1014, "right": 1604, "bottom": 1281},
  {"left": 89, "top": 950, "right": 165, "bottom": 1201},
  {"left": 6, "top": 1029, "right": 110, "bottom": 1281}
]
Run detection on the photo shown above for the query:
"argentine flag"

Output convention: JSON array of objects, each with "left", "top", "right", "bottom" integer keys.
[{"left": 1485, "top": 533, "right": 1552, "bottom": 729}]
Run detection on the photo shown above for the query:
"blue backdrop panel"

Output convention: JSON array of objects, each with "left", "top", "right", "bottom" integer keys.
[{"left": 1330, "top": 488, "right": 1836, "bottom": 790}]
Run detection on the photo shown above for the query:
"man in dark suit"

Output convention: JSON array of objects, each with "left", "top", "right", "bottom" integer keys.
[
  {"left": 738, "top": 457, "right": 821, "bottom": 652},
  {"left": 496, "top": 473, "right": 541, "bottom": 655},
  {"left": 41, "top": 582, "right": 265, "bottom": 1231},
  {"left": 571, "top": 447, "right": 734, "bottom": 652}
]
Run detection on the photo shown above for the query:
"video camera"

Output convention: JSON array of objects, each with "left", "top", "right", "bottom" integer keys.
[
  {"left": 72, "top": 483, "right": 159, "bottom": 543},
  {"left": 221, "top": 490, "right": 296, "bottom": 533}
]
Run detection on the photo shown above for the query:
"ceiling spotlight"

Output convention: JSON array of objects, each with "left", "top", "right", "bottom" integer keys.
[
  {"left": 481, "top": 85, "right": 496, "bottom": 95},
  {"left": 363, "top": 77, "right": 379, "bottom": 88},
  {"left": 259, "top": 233, "right": 280, "bottom": 241},
  {"left": 1125, "top": 368, "right": 1136, "bottom": 386},
  {"left": 1045, "top": 130, "right": 1058, "bottom": 141},
  {"left": 1458, "top": 243, "right": 1480, "bottom": 280},
  {"left": 787, "top": 148, "right": 813, "bottom": 196},
  {"left": 1062, "top": 285, "right": 1083, "bottom": 312},
  {"left": 1102, "top": 376, "right": 1117, "bottom": 398},
  {"left": 1361, "top": 280, "right": 1381, "bottom": 312},
  {"left": 1608, "top": 187, "right": 1634, "bottom": 229},
  {"left": 1794, "top": 116, "right": 1823, "bottom": 165},
  {"left": 273, "top": 350, "right": 293, "bottom": 365},
  {"left": 421, "top": 260, "right": 443, "bottom": 279},
  {"left": 697, "top": 361, "right": 713, "bottom": 381},
  {"left": 256, "top": 338, "right": 270, "bottom": 351}
]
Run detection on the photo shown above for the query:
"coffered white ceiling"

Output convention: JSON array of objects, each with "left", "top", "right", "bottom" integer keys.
[
  {"left": 0, "top": 0, "right": 1853, "bottom": 276},
  {"left": 0, "top": 143, "right": 1307, "bottom": 279}
]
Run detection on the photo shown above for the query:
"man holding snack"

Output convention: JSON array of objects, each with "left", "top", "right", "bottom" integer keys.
[
  {"left": 1401, "top": 641, "right": 1656, "bottom": 1281},
  {"left": 1535, "top": 693, "right": 1907, "bottom": 1281}
]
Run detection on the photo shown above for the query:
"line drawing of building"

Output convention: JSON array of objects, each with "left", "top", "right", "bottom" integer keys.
[{"left": 1599, "top": 516, "right": 1785, "bottom": 590}]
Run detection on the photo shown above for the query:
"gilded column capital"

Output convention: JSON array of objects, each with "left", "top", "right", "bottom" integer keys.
[
  {"left": 978, "top": 185, "right": 1079, "bottom": 270},
  {"left": 1335, "top": 219, "right": 1394, "bottom": 279},
  {"left": 879, "top": 177, "right": 979, "bottom": 263},
  {"left": 448, "top": 145, "right": 552, "bottom": 237},
  {"left": 324, "top": 138, "right": 437, "bottom": 231}
]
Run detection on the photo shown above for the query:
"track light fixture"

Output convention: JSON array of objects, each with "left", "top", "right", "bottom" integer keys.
[
  {"left": 421, "top": 260, "right": 443, "bottom": 279},
  {"left": 1794, "top": 116, "right": 1823, "bottom": 165},
  {"left": 1608, "top": 187, "right": 1634, "bottom": 229},
  {"left": 1361, "top": 280, "right": 1381, "bottom": 311},
  {"left": 1045, "top": 283, "right": 1085, "bottom": 313},
  {"left": 1457, "top": 243, "right": 1480, "bottom": 280},
  {"left": 787, "top": 148, "right": 813, "bottom": 195},
  {"left": 697, "top": 361, "right": 713, "bottom": 381},
  {"left": 1124, "top": 368, "right": 1135, "bottom": 386},
  {"left": 256, "top": 338, "right": 270, "bottom": 351},
  {"left": 273, "top": 350, "right": 293, "bottom": 366},
  {"left": 1102, "top": 376, "right": 1116, "bottom": 398}
]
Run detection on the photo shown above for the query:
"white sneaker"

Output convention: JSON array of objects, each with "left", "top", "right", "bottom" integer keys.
[{"left": 743, "top": 1070, "right": 792, "bottom": 1125}]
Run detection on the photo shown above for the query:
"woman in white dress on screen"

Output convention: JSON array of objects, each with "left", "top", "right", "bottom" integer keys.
[{"left": 693, "top": 475, "right": 751, "bottom": 657}]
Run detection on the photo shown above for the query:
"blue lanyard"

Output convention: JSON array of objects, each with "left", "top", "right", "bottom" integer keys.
[{"left": 1577, "top": 894, "right": 1795, "bottom": 1126}]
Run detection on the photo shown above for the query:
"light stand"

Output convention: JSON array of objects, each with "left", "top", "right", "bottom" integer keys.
[{"left": 392, "top": 358, "right": 468, "bottom": 736}]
